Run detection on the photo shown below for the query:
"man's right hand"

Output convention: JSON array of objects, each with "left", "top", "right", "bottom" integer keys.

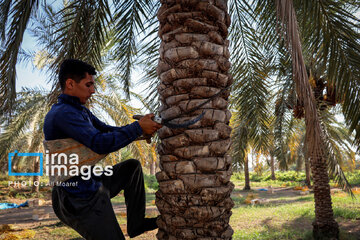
[{"left": 138, "top": 113, "right": 162, "bottom": 135}]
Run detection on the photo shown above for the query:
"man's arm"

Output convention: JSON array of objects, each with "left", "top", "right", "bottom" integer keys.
[
  {"left": 88, "top": 109, "right": 127, "bottom": 133},
  {"left": 54, "top": 110, "right": 143, "bottom": 154},
  {"left": 89, "top": 109, "right": 162, "bottom": 136}
]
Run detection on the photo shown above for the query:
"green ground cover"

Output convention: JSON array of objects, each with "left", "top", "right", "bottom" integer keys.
[
  {"left": 231, "top": 170, "right": 360, "bottom": 188},
  {"left": 230, "top": 189, "right": 359, "bottom": 240}
]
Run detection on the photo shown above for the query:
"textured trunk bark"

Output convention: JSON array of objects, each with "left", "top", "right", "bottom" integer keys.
[
  {"left": 305, "top": 156, "right": 311, "bottom": 187},
  {"left": 311, "top": 158, "right": 339, "bottom": 239},
  {"left": 243, "top": 155, "right": 250, "bottom": 190},
  {"left": 270, "top": 155, "right": 276, "bottom": 180},
  {"left": 31, "top": 157, "right": 40, "bottom": 193},
  {"left": 155, "top": 1, "right": 234, "bottom": 239}
]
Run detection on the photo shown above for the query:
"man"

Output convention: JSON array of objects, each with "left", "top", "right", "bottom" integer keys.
[{"left": 44, "top": 59, "right": 162, "bottom": 239}]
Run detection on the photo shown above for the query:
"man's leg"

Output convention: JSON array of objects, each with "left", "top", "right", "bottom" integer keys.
[
  {"left": 52, "top": 185, "right": 125, "bottom": 240},
  {"left": 102, "top": 159, "right": 157, "bottom": 238}
]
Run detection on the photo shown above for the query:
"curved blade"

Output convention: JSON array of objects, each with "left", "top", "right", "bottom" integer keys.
[{"left": 163, "top": 111, "right": 205, "bottom": 129}]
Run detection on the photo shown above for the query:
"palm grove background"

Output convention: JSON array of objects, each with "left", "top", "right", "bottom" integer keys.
[{"left": 0, "top": 0, "right": 359, "bottom": 239}]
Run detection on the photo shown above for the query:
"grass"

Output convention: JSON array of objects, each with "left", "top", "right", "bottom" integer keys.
[
  {"left": 31, "top": 222, "right": 81, "bottom": 240},
  {"left": 229, "top": 189, "right": 360, "bottom": 240},
  {"left": 231, "top": 170, "right": 360, "bottom": 188}
]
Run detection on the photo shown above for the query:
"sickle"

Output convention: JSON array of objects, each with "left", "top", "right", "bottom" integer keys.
[{"left": 133, "top": 111, "right": 205, "bottom": 129}]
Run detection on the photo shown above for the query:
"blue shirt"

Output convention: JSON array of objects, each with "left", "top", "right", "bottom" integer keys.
[{"left": 44, "top": 94, "right": 143, "bottom": 198}]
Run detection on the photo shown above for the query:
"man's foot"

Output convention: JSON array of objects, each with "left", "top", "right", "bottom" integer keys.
[{"left": 128, "top": 217, "right": 158, "bottom": 238}]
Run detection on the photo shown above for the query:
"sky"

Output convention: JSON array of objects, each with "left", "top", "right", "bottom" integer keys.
[{"left": 16, "top": 32, "right": 50, "bottom": 92}]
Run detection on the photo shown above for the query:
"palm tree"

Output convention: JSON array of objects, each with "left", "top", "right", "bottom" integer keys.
[
  {"left": 231, "top": 116, "right": 251, "bottom": 190},
  {"left": 154, "top": 1, "right": 234, "bottom": 238},
  {"left": 0, "top": 0, "right": 41, "bottom": 115},
  {"left": 230, "top": 0, "right": 275, "bottom": 192},
  {"left": 0, "top": 88, "right": 48, "bottom": 192},
  {"left": 273, "top": 1, "right": 351, "bottom": 238},
  {"left": 1, "top": 0, "right": 359, "bottom": 239},
  {"left": 231, "top": 1, "right": 359, "bottom": 238}
]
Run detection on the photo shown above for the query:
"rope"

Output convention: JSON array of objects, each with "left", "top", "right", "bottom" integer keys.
[{"left": 162, "top": 84, "right": 232, "bottom": 124}]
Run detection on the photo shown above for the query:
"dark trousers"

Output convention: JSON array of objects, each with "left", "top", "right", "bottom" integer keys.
[{"left": 52, "top": 159, "right": 145, "bottom": 240}]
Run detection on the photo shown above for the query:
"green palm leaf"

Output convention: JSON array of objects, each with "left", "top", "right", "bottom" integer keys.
[{"left": 0, "top": 0, "right": 40, "bottom": 115}]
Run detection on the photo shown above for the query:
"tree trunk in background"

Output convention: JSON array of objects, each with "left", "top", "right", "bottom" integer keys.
[
  {"left": 311, "top": 158, "right": 338, "bottom": 239},
  {"left": 295, "top": 155, "right": 302, "bottom": 172},
  {"left": 270, "top": 155, "right": 276, "bottom": 180},
  {"left": 150, "top": 160, "right": 156, "bottom": 175},
  {"left": 275, "top": 1, "right": 339, "bottom": 238},
  {"left": 155, "top": 1, "right": 234, "bottom": 239},
  {"left": 244, "top": 155, "right": 250, "bottom": 190},
  {"left": 31, "top": 157, "right": 40, "bottom": 193},
  {"left": 304, "top": 157, "right": 311, "bottom": 187}
]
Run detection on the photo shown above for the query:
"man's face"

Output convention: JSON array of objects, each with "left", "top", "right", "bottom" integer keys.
[{"left": 65, "top": 72, "right": 95, "bottom": 104}]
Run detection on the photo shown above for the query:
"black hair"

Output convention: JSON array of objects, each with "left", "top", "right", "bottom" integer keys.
[{"left": 59, "top": 59, "right": 96, "bottom": 90}]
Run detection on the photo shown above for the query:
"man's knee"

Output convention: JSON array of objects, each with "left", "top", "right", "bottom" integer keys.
[{"left": 125, "top": 159, "right": 142, "bottom": 171}]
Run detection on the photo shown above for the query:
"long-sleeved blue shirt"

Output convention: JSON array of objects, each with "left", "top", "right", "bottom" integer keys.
[{"left": 44, "top": 94, "right": 143, "bottom": 198}]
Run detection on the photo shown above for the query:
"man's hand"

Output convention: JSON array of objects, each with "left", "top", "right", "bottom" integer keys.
[{"left": 138, "top": 113, "right": 162, "bottom": 135}]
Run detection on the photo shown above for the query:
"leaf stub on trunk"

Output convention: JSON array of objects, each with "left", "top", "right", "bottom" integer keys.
[{"left": 156, "top": 0, "right": 233, "bottom": 239}]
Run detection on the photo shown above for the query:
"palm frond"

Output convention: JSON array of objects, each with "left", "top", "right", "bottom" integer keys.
[
  {"left": 296, "top": 0, "right": 360, "bottom": 148},
  {"left": 230, "top": 0, "right": 274, "bottom": 152},
  {"left": 0, "top": 0, "right": 39, "bottom": 115},
  {"left": 230, "top": 112, "right": 249, "bottom": 171},
  {"left": 91, "top": 91, "right": 154, "bottom": 165},
  {"left": 110, "top": 0, "right": 156, "bottom": 98},
  {"left": 319, "top": 110, "right": 355, "bottom": 196},
  {"left": 137, "top": 11, "right": 160, "bottom": 112},
  {"left": 273, "top": 45, "right": 295, "bottom": 169},
  {"left": 0, "top": 88, "right": 48, "bottom": 170},
  {"left": 30, "top": 0, "right": 112, "bottom": 104},
  {"left": 0, "top": 0, "right": 12, "bottom": 41}
]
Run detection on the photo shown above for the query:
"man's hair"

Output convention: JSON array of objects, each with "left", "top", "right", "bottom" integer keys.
[{"left": 59, "top": 59, "right": 96, "bottom": 90}]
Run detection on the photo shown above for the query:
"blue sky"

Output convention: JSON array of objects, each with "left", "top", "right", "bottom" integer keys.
[{"left": 16, "top": 32, "right": 50, "bottom": 92}]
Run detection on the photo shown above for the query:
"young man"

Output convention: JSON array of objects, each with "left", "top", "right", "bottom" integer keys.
[{"left": 44, "top": 59, "right": 162, "bottom": 239}]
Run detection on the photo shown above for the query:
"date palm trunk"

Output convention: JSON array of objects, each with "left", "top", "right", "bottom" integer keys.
[
  {"left": 150, "top": 160, "right": 156, "bottom": 175},
  {"left": 311, "top": 158, "right": 338, "bottom": 239},
  {"left": 270, "top": 155, "right": 276, "bottom": 180},
  {"left": 244, "top": 154, "right": 250, "bottom": 190},
  {"left": 304, "top": 156, "right": 311, "bottom": 187},
  {"left": 276, "top": 1, "right": 339, "bottom": 238},
  {"left": 31, "top": 157, "right": 40, "bottom": 193},
  {"left": 155, "top": 0, "right": 234, "bottom": 239}
]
